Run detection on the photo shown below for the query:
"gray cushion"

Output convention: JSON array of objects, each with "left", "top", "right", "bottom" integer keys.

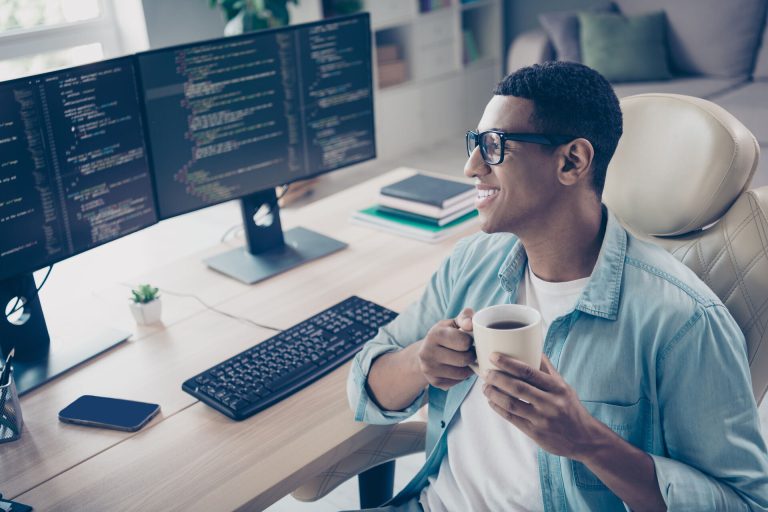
[
  {"left": 616, "top": 0, "right": 768, "bottom": 78},
  {"left": 611, "top": 77, "right": 746, "bottom": 99},
  {"left": 580, "top": 11, "right": 672, "bottom": 83},
  {"left": 711, "top": 83, "right": 768, "bottom": 143},
  {"left": 754, "top": 11, "right": 768, "bottom": 79},
  {"left": 538, "top": 4, "right": 618, "bottom": 63}
]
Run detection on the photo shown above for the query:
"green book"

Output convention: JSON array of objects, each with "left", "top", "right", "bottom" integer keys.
[
  {"left": 376, "top": 205, "right": 476, "bottom": 226},
  {"left": 351, "top": 205, "right": 478, "bottom": 243},
  {"left": 463, "top": 29, "right": 480, "bottom": 63}
]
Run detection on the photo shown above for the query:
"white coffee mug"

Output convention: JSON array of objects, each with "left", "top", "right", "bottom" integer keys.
[{"left": 468, "top": 304, "right": 543, "bottom": 377}]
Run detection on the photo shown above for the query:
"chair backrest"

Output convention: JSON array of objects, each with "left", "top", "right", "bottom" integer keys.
[{"left": 603, "top": 93, "right": 768, "bottom": 404}]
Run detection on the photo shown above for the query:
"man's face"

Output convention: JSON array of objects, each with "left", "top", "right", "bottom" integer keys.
[{"left": 464, "top": 95, "right": 564, "bottom": 234}]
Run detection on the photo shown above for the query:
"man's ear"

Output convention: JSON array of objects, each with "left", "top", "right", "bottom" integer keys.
[{"left": 557, "top": 138, "right": 594, "bottom": 187}]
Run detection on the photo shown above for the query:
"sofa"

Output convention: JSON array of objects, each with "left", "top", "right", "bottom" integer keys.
[{"left": 507, "top": 0, "right": 768, "bottom": 187}]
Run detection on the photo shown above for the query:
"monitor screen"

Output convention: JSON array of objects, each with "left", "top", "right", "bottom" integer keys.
[
  {"left": 0, "top": 57, "right": 157, "bottom": 281},
  {"left": 138, "top": 13, "right": 375, "bottom": 220}
]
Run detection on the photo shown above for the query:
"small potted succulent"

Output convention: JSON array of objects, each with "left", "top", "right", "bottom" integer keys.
[{"left": 129, "top": 284, "right": 162, "bottom": 325}]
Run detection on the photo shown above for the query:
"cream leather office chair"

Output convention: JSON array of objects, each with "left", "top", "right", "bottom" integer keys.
[{"left": 291, "top": 93, "right": 768, "bottom": 506}]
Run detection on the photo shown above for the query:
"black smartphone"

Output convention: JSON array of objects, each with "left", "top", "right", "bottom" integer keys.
[{"left": 58, "top": 395, "right": 160, "bottom": 432}]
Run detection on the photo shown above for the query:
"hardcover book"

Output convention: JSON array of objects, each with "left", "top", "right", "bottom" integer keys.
[
  {"left": 379, "top": 174, "right": 475, "bottom": 208},
  {"left": 350, "top": 205, "right": 478, "bottom": 243}
]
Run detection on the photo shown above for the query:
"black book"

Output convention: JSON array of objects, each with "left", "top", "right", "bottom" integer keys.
[{"left": 380, "top": 174, "right": 475, "bottom": 208}]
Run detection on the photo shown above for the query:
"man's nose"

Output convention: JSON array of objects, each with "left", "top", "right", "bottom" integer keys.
[{"left": 464, "top": 147, "right": 491, "bottom": 179}]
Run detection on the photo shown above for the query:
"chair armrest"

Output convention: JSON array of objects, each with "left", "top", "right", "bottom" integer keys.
[
  {"left": 506, "top": 28, "right": 554, "bottom": 74},
  {"left": 291, "top": 420, "right": 427, "bottom": 502}
]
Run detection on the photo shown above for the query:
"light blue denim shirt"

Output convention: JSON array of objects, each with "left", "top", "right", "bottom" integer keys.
[{"left": 347, "top": 208, "right": 768, "bottom": 511}]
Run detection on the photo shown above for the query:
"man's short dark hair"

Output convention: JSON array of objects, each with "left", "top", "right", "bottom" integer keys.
[{"left": 493, "top": 61, "right": 622, "bottom": 196}]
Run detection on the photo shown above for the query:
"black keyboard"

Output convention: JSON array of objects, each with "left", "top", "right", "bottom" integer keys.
[{"left": 182, "top": 296, "right": 398, "bottom": 420}]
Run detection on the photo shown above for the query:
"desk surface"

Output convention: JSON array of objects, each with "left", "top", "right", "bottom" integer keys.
[{"left": 2, "top": 168, "right": 477, "bottom": 511}]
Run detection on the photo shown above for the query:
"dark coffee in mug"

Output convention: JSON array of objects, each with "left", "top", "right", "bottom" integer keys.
[{"left": 487, "top": 320, "right": 528, "bottom": 330}]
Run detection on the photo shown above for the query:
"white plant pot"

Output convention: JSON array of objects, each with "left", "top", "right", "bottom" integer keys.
[{"left": 129, "top": 299, "right": 162, "bottom": 325}]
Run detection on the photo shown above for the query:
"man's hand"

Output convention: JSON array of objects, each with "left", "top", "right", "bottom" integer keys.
[
  {"left": 483, "top": 352, "right": 667, "bottom": 511},
  {"left": 482, "top": 353, "right": 602, "bottom": 461},
  {"left": 418, "top": 308, "right": 476, "bottom": 390}
]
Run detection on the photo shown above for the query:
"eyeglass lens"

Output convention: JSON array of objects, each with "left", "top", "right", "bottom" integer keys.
[
  {"left": 467, "top": 131, "right": 505, "bottom": 164},
  {"left": 480, "top": 132, "right": 502, "bottom": 164}
]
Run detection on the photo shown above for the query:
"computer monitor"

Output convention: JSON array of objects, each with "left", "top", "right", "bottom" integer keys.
[
  {"left": 137, "top": 13, "right": 376, "bottom": 284},
  {"left": 0, "top": 57, "right": 157, "bottom": 393}
]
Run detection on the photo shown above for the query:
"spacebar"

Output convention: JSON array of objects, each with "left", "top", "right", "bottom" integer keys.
[{"left": 269, "top": 363, "right": 320, "bottom": 392}]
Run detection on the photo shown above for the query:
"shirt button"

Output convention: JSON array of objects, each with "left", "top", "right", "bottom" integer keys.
[{"left": 440, "top": 420, "right": 446, "bottom": 428}]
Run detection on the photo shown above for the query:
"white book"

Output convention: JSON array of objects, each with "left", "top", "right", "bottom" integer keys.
[
  {"left": 376, "top": 194, "right": 476, "bottom": 219},
  {"left": 350, "top": 216, "right": 466, "bottom": 243}
]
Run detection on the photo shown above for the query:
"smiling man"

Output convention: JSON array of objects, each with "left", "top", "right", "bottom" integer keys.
[{"left": 347, "top": 62, "right": 768, "bottom": 511}]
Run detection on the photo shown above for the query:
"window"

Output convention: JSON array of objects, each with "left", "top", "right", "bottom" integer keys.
[{"left": 0, "top": 0, "right": 128, "bottom": 81}]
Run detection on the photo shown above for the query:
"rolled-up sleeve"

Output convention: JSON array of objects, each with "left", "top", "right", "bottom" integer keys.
[
  {"left": 653, "top": 304, "right": 768, "bottom": 510},
  {"left": 347, "top": 237, "right": 469, "bottom": 425}
]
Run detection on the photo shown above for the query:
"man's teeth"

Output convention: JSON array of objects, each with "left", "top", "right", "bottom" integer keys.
[{"left": 477, "top": 189, "right": 500, "bottom": 199}]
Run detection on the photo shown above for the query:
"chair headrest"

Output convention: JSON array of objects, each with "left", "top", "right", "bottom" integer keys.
[{"left": 603, "top": 93, "right": 759, "bottom": 237}]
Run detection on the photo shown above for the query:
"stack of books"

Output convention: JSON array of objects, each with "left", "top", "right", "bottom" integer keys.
[{"left": 351, "top": 173, "right": 478, "bottom": 243}]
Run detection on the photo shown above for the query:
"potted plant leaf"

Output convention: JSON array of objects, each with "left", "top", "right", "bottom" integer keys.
[{"left": 129, "top": 284, "right": 162, "bottom": 325}]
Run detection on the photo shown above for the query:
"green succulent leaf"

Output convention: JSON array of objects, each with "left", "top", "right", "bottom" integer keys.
[{"left": 131, "top": 284, "right": 160, "bottom": 303}]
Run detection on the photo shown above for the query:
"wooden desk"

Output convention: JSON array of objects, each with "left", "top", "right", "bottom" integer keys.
[{"left": 1, "top": 168, "right": 477, "bottom": 511}]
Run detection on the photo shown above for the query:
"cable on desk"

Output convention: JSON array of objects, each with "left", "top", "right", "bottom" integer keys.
[
  {"left": 220, "top": 184, "right": 291, "bottom": 243},
  {"left": 4, "top": 265, "right": 54, "bottom": 319},
  {"left": 121, "top": 283, "right": 283, "bottom": 332}
]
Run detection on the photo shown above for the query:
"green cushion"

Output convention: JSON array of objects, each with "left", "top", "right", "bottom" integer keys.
[{"left": 579, "top": 11, "right": 672, "bottom": 83}]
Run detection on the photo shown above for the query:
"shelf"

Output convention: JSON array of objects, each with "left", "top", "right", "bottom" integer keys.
[
  {"left": 375, "top": 26, "right": 411, "bottom": 89},
  {"left": 361, "top": 0, "right": 502, "bottom": 159},
  {"left": 364, "top": 0, "right": 418, "bottom": 30},
  {"left": 460, "top": 2, "right": 501, "bottom": 64}
]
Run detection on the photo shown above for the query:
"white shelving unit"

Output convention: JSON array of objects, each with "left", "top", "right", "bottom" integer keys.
[
  {"left": 297, "top": 0, "right": 504, "bottom": 160},
  {"left": 366, "top": 0, "right": 504, "bottom": 158}
]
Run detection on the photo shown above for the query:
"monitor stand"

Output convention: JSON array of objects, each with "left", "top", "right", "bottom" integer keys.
[
  {"left": 0, "top": 274, "right": 130, "bottom": 395},
  {"left": 204, "top": 188, "right": 348, "bottom": 285}
]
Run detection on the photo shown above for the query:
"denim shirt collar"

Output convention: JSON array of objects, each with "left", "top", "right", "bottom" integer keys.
[{"left": 496, "top": 206, "right": 627, "bottom": 321}]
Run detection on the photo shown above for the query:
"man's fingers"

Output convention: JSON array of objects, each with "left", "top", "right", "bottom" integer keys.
[
  {"left": 432, "top": 363, "right": 474, "bottom": 381},
  {"left": 433, "top": 344, "right": 476, "bottom": 368},
  {"left": 483, "top": 383, "right": 535, "bottom": 418},
  {"left": 491, "top": 353, "right": 557, "bottom": 392},
  {"left": 436, "top": 325, "right": 473, "bottom": 352},
  {"left": 540, "top": 354, "right": 555, "bottom": 374},
  {"left": 455, "top": 307, "right": 474, "bottom": 332},
  {"left": 431, "top": 377, "right": 466, "bottom": 390},
  {"left": 487, "top": 398, "right": 535, "bottom": 434},
  {"left": 485, "top": 370, "right": 548, "bottom": 405}
]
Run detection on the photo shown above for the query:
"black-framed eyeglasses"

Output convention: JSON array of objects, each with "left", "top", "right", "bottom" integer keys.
[{"left": 465, "top": 130, "right": 574, "bottom": 165}]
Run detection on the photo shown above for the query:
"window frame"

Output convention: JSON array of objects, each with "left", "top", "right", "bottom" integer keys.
[{"left": 0, "top": 0, "right": 125, "bottom": 75}]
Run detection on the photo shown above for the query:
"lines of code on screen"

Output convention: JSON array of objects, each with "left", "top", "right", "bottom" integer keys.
[
  {"left": 139, "top": 15, "right": 374, "bottom": 219},
  {"left": 0, "top": 58, "right": 157, "bottom": 280}
]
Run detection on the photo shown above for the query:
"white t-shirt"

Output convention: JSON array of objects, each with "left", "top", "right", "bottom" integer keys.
[{"left": 420, "top": 265, "right": 589, "bottom": 512}]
